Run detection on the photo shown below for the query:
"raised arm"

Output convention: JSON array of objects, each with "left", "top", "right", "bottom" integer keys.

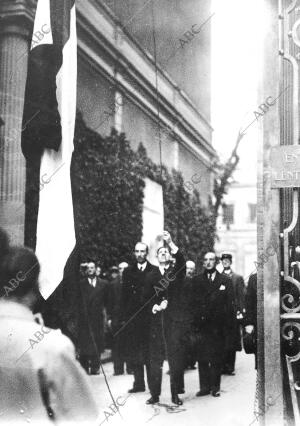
[{"left": 163, "top": 231, "right": 186, "bottom": 280}]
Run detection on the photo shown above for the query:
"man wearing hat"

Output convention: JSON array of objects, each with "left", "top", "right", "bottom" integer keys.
[{"left": 221, "top": 252, "right": 245, "bottom": 375}]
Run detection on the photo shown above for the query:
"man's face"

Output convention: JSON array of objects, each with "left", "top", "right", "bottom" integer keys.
[
  {"left": 186, "top": 263, "right": 195, "bottom": 278},
  {"left": 111, "top": 271, "right": 119, "bottom": 279},
  {"left": 134, "top": 243, "right": 147, "bottom": 264},
  {"left": 118, "top": 267, "right": 124, "bottom": 277},
  {"left": 203, "top": 253, "right": 217, "bottom": 271},
  {"left": 95, "top": 266, "right": 101, "bottom": 276},
  {"left": 87, "top": 262, "right": 96, "bottom": 277},
  {"left": 157, "top": 247, "right": 171, "bottom": 264},
  {"left": 118, "top": 263, "right": 128, "bottom": 278},
  {"left": 222, "top": 259, "right": 232, "bottom": 270}
]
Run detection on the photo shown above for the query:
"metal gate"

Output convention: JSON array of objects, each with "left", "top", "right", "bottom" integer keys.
[{"left": 261, "top": 0, "right": 300, "bottom": 423}]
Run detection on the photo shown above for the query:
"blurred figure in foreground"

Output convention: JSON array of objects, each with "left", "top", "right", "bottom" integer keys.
[{"left": 0, "top": 228, "right": 98, "bottom": 425}]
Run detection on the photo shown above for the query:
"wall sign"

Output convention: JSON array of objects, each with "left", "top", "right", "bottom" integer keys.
[{"left": 270, "top": 146, "right": 300, "bottom": 188}]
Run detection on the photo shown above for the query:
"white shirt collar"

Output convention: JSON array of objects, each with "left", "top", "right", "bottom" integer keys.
[
  {"left": 159, "top": 264, "right": 169, "bottom": 276},
  {"left": 207, "top": 270, "right": 217, "bottom": 282},
  {"left": 138, "top": 261, "right": 147, "bottom": 271},
  {"left": 88, "top": 277, "right": 97, "bottom": 287}
]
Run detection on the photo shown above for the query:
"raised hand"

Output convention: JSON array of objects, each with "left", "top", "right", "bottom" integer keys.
[{"left": 162, "top": 230, "right": 172, "bottom": 245}]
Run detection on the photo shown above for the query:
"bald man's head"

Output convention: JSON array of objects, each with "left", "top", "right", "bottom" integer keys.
[
  {"left": 186, "top": 260, "right": 195, "bottom": 278},
  {"left": 118, "top": 262, "right": 129, "bottom": 276}
]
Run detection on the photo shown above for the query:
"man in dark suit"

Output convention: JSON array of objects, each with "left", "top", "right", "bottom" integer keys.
[
  {"left": 221, "top": 253, "right": 245, "bottom": 375},
  {"left": 79, "top": 261, "right": 109, "bottom": 374},
  {"left": 184, "top": 261, "right": 197, "bottom": 370},
  {"left": 120, "top": 242, "right": 155, "bottom": 393},
  {"left": 143, "top": 231, "right": 186, "bottom": 406},
  {"left": 192, "top": 252, "right": 235, "bottom": 397}
]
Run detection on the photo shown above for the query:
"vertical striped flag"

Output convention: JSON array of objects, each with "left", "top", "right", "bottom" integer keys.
[{"left": 22, "top": 0, "right": 77, "bottom": 300}]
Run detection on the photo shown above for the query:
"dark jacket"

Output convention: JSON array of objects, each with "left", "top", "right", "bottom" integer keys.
[
  {"left": 121, "top": 261, "right": 155, "bottom": 363},
  {"left": 78, "top": 277, "right": 109, "bottom": 356},
  {"left": 244, "top": 273, "right": 257, "bottom": 328},
  {"left": 228, "top": 271, "right": 246, "bottom": 314},
  {"left": 191, "top": 271, "right": 235, "bottom": 361},
  {"left": 142, "top": 250, "right": 186, "bottom": 359},
  {"left": 108, "top": 275, "right": 123, "bottom": 329},
  {"left": 177, "top": 276, "right": 194, "bottom": 324},
  {"left": 223, "top": 270, "right": 245, "bottom": 351}
]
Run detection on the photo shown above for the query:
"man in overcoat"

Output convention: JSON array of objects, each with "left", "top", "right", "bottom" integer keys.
[
  {"left": 142, "top": 231, "right": 186, "bottom": 406},
  {"left": 221, "top": 253, "right": 245, "bottom": 375},
  {"left": 0, "top": 228, "right": 99, "bottom": 424},
  {"left": 184, "top": 261, "right": 197, "bottom": 370},
  {"left": 120, "top": 242, "right": 155, "bottom": 393},
  {"left": 79, "top": 261, "right": 109, "bottom": 374},
  {"left": 191, "top": 252, "right": 235, "bottom": 397}
]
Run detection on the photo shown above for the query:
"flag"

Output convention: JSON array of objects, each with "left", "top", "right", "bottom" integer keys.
[{"left": 22, "top": 0, "right": 77, "bottom": 300}]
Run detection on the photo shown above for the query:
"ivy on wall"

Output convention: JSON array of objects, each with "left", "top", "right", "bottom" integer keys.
[{"left": 72, "top": 111, "right": 216, "bottom": 270}]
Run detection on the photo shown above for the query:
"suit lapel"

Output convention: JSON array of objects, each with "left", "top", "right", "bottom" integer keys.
[
  {"left": 144, "top": 262, "right": 152, "bottom": 273},
  {"left": 204, "top": 273, "right": 218, "bottom": 294},
  {"left": 205, "top": 272, "right": 224, "bottom": 299}
]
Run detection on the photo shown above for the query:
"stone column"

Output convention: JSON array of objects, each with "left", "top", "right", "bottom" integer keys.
[
  {"left": 0, "top": 6, "right": 33, "bottom": 245},
  {"left": 257, "top": 0, "right": 283, "bottom": 424}
]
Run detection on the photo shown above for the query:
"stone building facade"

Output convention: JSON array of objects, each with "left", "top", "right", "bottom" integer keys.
[{"left": 0, "top": 0, "right": 216, "bottom": 245}]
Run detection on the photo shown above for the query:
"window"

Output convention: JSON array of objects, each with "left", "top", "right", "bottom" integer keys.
[
  {"left": 223, "top": 204, "right": 234, "bottom": 227},
  {"left": 114, "top": 91, "right": 123, "bottom": 133},
  {"left": 248, "top": 203, "right": 256, "bottom": 223}
]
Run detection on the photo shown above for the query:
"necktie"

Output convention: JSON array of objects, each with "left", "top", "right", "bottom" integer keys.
[{"left": 208, "top": 273, "right": 212, "bottom": 284}]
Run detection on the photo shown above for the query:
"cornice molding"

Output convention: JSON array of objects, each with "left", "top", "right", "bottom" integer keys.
[
  {"left": 97, "top": 0, "right": 212, "bottom": 129},
  {"left": 76, "top": 0, "right": 216, "bottom": 161},
  {"left": 77, "top": 45, "right": 212, "bottom": 167},
  {"left": 0, "top": 0, "right": 35, "bottom": 37},
  {"left": 1, "top": 0, "right": 216, "bottom": 165}
]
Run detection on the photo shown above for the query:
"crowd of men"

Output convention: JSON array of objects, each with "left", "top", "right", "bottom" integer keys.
[
  {"left": 0, "top": 227, "right": 257, "bottom": 424},
  {"left": 78, "top": 231, "right": 257, "bottom": 406}
]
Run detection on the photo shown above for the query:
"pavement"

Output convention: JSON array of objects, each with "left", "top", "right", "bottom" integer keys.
[{"left": 89, "top": 351, "right": 257, "bottom": 426}]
